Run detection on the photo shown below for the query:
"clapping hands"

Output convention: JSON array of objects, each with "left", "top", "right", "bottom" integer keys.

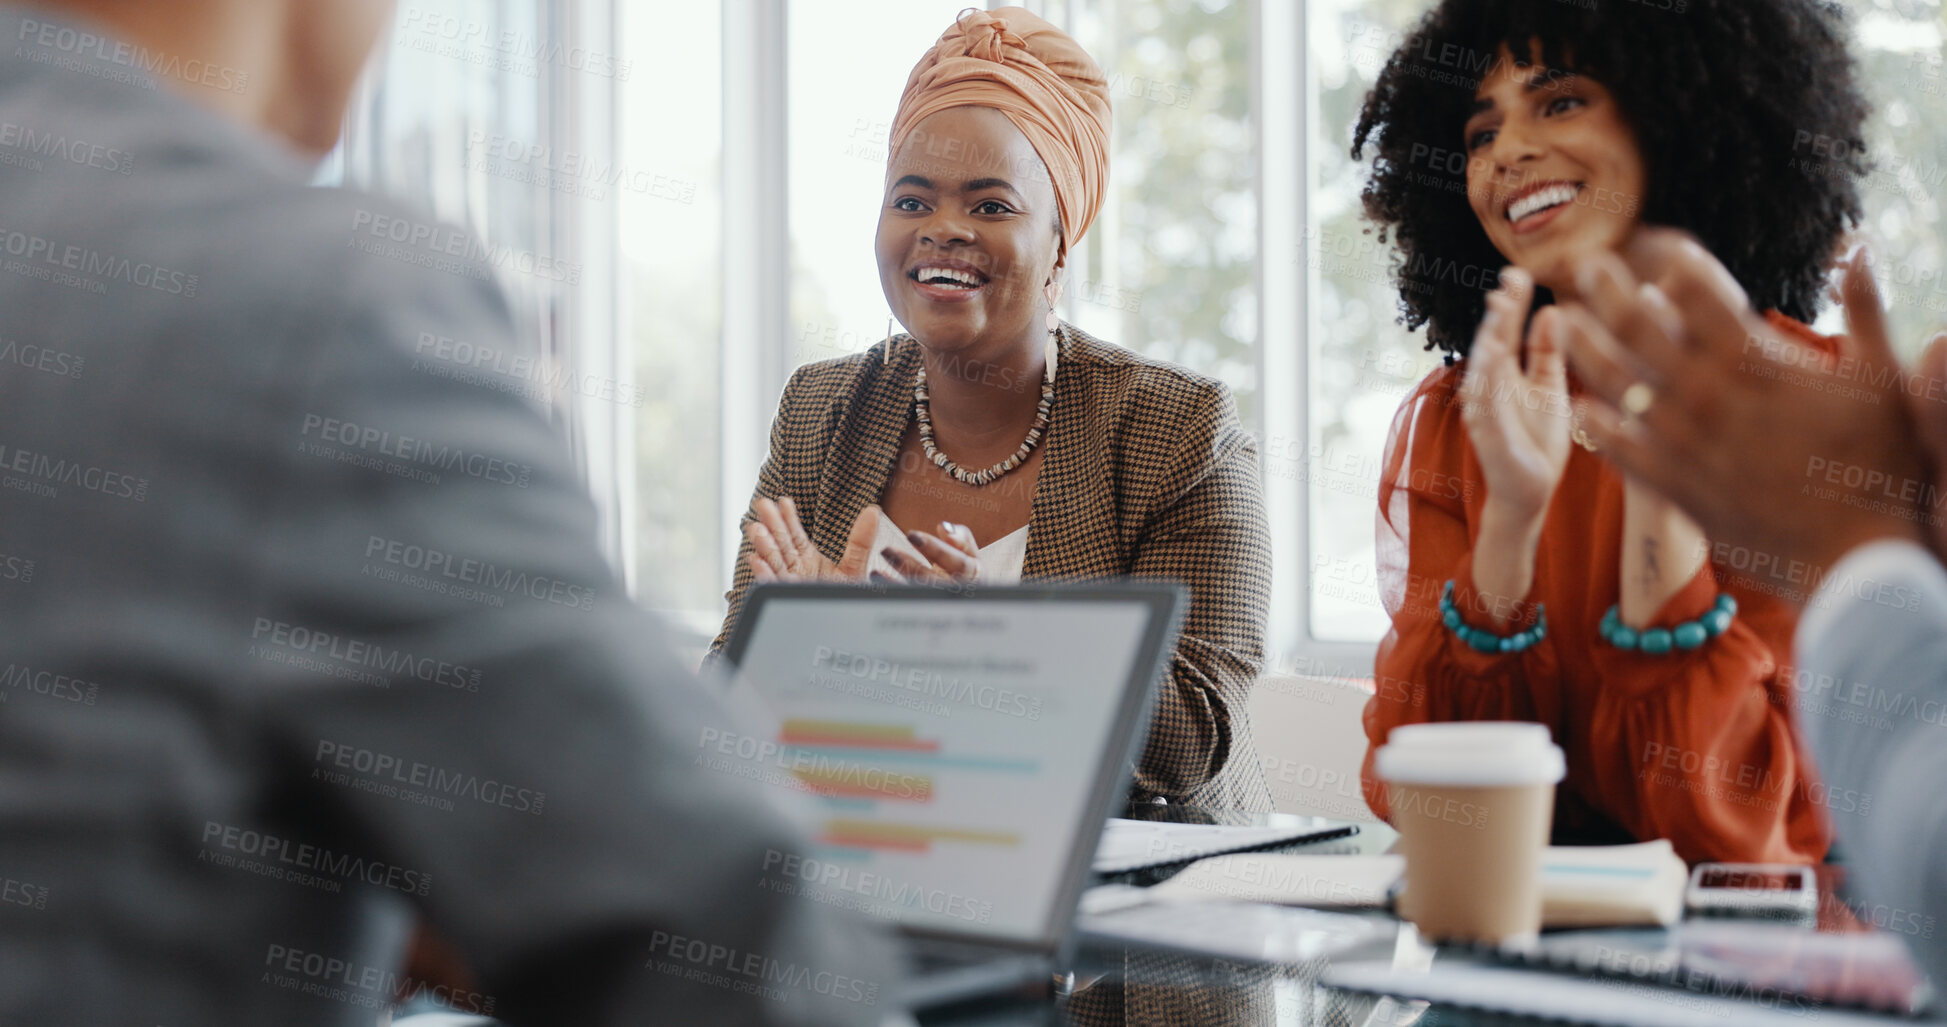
[
  {"left": 1458, "top": 267, "right": 1574, "bottom": 525},
  {"left": 743, "top": 497, "right": 986, "bottom": 585},
  {"left": 1557, "top": 228, "right": 1947, "bottom": 579}
]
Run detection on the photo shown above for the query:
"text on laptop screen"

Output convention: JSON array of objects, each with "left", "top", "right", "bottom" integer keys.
[{"left": 732, "top": 594, "right": 1150, "bottom": 943}]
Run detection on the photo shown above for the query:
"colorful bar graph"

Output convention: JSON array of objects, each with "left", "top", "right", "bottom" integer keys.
[
  {"left": 780, "top": 719, "right": 941, "bottom": 752},
  {"left": 819, "top": 828, "right": 930, "bottom": 853},
  {"left": 788, "top": 748, "right": 1041, "bottom": 774},
  {"left": 792, "top": 765, "right": 935, "bottom": 803},
  {"left": 818, "top": 818, "right": 1021, "bottom": 854}
]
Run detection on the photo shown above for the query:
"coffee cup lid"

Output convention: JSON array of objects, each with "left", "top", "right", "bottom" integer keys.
[{"left": 1375, "top": 721, "right": 1565, "bottom": 786}]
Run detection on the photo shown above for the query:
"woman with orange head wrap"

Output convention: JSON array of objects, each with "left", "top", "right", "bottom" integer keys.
[
  {"left": 886, "top": 6, "right": 1110, "bottom": 270},
  {"left": 712, "top": 6, "right": 1273, "bottom": 813}
]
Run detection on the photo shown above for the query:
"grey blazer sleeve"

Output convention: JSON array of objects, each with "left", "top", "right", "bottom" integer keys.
[
  {"left": 247, "top": 193, "right": 898, "bottom": 1025},
  {"left": 1795, "top": 540, "right": 1947, "bottom": 983}
]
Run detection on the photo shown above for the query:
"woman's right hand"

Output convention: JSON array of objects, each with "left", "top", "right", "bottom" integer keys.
[
  {"left": 1455, "top": 268, "right": 1570, "bottom": 627},
  {"left": 1458, "top": 268, "right": 1572, "bottom": 526},
  {"left": 743, "top": 497, "right": 881, "bottom": 583}
]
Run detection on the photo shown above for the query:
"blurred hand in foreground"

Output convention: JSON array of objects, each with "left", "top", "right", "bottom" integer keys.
[{"left": 1557, "top": 227, "right": 1947, "bottom": 589}]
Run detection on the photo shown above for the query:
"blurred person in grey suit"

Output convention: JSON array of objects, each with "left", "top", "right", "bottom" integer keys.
[
  {"left": 1559, "top": 228, "right": 1947, "bottom": 984},
  {"left": 0, "top": 1, "right": 895, "bottom": 1024}
]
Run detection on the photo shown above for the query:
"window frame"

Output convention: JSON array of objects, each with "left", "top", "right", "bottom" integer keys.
[
  {"left": 586, "top": 0, "right": 1379, "bottom": 674},
  {"left": 351, "top": 0, "right": 1947, "bottom": 682}
]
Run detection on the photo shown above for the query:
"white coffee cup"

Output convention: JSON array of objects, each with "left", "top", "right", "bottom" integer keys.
[{"left": 1375, "top": 722, "right": 1565, "bottom": 946}]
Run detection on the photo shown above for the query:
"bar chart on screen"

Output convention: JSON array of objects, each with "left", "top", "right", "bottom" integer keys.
[
  {"left": 777, "top": 718, "right": 1033, "bottom": 855},
  {"left": 819, "top": 820, "right": 1022, "bottom": 853},
  {"left": 730, "top": 593, "right": 1153, "bottom": 937}
]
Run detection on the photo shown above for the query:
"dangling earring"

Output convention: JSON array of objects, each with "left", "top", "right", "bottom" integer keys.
[
  {"left": 1043, "top": 281, "right": 1061, "bottom": 382},
  {"left": 885, "top": 317, "right": 897, "bottom": 365}
]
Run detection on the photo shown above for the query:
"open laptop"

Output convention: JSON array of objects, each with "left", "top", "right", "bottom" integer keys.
[{"left": 720, "top": 580, "right": 1184, "bottom": 1009}]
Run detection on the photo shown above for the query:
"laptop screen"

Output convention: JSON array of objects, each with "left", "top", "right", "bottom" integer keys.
[{"left": 725, "top": 585, "right": 1173, "bottom": 948}]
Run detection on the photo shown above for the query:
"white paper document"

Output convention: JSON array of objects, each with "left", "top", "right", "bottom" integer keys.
[
  {"left": 1124, "top": 838, "right": 1685, "bottom": 926},
  {"left": 1090, "top": 818, "right": 1346, "bottom": 874},
  {"left": 1146, "top": 853, "right": 1404, "bottom": 907}
]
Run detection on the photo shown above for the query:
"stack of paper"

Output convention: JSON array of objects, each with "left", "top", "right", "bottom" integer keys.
[
  {"left": 1137, "top": 839, "right": 1688, "bottom": 929},
  {"left": 1146, "top": 853, "right": 1403, "bottom": 907}
]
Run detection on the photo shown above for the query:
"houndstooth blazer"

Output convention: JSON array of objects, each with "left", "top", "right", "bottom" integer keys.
[{"left": 709, "top": 323, "right": 1274, "bottom": 812}]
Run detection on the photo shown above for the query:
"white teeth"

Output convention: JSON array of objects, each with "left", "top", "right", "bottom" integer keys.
[
  {"left": 1507, "top": 184, "right": 1580, "bottom": 222},
  {"left": 915, "top": 266, "right": 983, "bottom": 288}
]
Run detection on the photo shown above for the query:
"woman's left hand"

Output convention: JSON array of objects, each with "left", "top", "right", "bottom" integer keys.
[{"left": 878, "top": 522, "right": 982, "bottom": 585}]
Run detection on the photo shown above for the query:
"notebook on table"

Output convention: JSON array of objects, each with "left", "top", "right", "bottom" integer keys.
[
  {"left": 1496, "top": 920, "right": 1935, "bottom": 1016},
  {"left": 1323, "top": 954, "right": 1939, "bottom": 1027}
]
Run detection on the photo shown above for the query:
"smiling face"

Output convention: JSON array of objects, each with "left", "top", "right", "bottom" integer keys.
[
  {"left": 1463, "top": 45, "right": 1648, "bottom": 296},
  {"left": 877, "top": 106, "right": 1062, "bottom": 358}
]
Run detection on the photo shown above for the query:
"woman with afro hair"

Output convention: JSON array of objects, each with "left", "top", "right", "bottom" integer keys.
[{"left": 1352, "top": 0, "right": 1870, "bottom": 864}]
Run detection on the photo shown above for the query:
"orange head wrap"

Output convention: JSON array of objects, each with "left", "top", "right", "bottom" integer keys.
[{"left": 888, "top": 7, "right": 1111, "bottom": 265}]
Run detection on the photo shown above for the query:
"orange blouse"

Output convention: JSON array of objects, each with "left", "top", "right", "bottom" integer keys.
[{"left": 1360, "top": 312, "right": 1836, "bottom": 865}]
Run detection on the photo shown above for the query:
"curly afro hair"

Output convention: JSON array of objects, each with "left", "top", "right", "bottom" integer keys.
[{"left": 1351, "top": 0, "right": 1869, "bottom": 357}]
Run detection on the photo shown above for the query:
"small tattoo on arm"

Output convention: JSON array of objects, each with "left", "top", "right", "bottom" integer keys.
[{"left": 1639, "top": 536, "right": 1661, "bottom": 587}]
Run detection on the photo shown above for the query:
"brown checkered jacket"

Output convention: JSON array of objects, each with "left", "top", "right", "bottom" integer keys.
[{"left": 708, "top": 323, "right": 1273, "bottom": 812}]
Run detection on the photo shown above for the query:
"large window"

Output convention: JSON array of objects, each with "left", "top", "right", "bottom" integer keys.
[
  {"left": 1304, "top": 0, "right": 1456, "bottom": 653},
  {"left": 333, "top": 0, "right": 632, "bottom": 570},
  {"left": 786, "top": 1, "right": 972, "bottom": 373},
  {"left": 1058, "top": 0, "right": 1260, "bottom": 413},
  {"left": 336, "top": 0, "right": 567, "bottom": 418},
  {"left": 338, "top": 0, "right": 1947, "bottom": 675},
  {"left": 617, "top": 0, "right": 723, "bottom": 624}
]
